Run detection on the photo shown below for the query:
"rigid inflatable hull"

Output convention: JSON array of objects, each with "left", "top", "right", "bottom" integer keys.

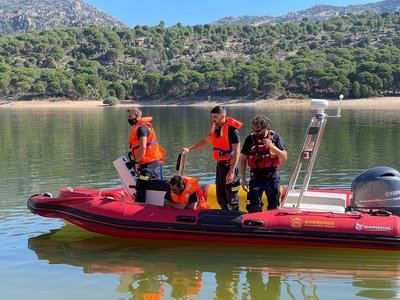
[{"left": 28, "top": 188, "right": 400, "bottom": 251}]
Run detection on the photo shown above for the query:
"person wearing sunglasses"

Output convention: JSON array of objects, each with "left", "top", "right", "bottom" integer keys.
[
  {"left": 127, "top": 107, "right": 165, "bottom": 203},
  {"left": 239, "top": 116, "right": 287, "bottom": 212},
  {"left": 182, "top": 105, "right": 242, "bottom": 211}
]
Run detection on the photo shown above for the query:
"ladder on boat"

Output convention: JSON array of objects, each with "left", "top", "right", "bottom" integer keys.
[{"left": 281, "top": 97, "right": 343, "bottom": 209}]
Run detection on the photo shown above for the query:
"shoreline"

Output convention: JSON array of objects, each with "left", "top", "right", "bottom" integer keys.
[{"left": 1, "top": 96, "right": 400, "bottom": 110}]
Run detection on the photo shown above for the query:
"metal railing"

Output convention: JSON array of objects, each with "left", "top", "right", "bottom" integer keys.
[{"left": 281, "top": 95, "right": 343, "bottom": 208}]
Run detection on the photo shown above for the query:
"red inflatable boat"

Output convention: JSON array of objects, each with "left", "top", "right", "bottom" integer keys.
[
  {"left": 28, "top": 185, "right": 400, "bottom": 250},
  {"left": 27, "top": 99, "right": 400, "bottom": 250}
]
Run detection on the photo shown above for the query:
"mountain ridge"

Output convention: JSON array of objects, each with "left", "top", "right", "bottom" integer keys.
[
  {"left": 0, "top": 0, "right": 124, "bottom": 35},
  {"left": 214, "top": 0, "right": 400, "bottom": 25}
]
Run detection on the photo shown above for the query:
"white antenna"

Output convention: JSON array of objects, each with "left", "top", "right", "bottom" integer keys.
[{"left": 337, "top": 94, "right": 344, "bottom": 117}]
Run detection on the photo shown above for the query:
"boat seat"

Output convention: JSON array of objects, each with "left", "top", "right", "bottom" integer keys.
[{"left": 282, "top": 190, "right": 347, "bottom": 213}]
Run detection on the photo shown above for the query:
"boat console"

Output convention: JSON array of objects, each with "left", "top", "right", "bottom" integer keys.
[{"left": 113, "top": 156, "right": 168, "bottom": 206}]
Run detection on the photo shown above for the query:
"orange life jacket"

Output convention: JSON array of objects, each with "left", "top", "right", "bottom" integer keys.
[
  {"left": 128, "top": 117, "right": 165, "bottom": 165},
  {"left": 143, "top": 294, "right": 161, "bottom": 300},
  {"left": 171, "top": 176, "right": 209, "bottom": 209},
  {"left": 247, "top": 131, "right": 281, "bottom": 169},
  {"left": 210, "top": 116, "right": 243, "bottom": 161}
]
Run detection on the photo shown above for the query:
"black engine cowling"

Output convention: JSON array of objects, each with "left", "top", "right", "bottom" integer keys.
[{"left": 351, "top": 166, "right": 400, "bottom": 216}]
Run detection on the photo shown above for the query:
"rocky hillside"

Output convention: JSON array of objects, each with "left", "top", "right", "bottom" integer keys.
[
  {"left": 215, "top": 0, "right": 400, "bottom": 25},
  {"left": 1, "top": 11, "right": 400, "bottom": 101},
  {"left": 0, "top": 0, "right": 124, "bottom": 35}
]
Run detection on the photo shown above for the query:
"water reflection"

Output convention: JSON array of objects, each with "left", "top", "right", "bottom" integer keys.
[
  {"left": 28, "top": 225, "right": 400, "bottom": 299},
  {"left": 2, "top": 106, "right": 400, "bottom": 299},
  {"left": 1, "top": 107, "right": 400, "bottom": 209}
]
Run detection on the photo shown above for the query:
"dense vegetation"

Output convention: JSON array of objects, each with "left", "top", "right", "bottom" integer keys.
[{"left": 1, "top": 12, "right": 400, "bottom": 101}]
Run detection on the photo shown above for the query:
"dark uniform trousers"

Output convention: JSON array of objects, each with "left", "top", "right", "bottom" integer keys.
[
  {"left": 246, "top": 168, "right": 280, "bottom": 212},
  {"left": 135, "top": 160, "right": 162, "bottom": 203},
  {"left": 216, "top": 160, "right": 240, "bottom": 211}
]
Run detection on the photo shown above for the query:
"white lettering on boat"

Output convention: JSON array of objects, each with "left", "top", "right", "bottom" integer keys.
[
  {"left": 385, "top": 190, "right": 400, "bottom": 197},
  {"left": 355, "top": 223, "right": 392, "bottom": 232}
]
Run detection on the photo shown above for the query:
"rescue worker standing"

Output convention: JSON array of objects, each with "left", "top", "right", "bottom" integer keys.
[
  {"left": 183, "top": 105, "right": 242, "bottom": 211},
  {"left": 164, "top": 175, "right": 208, "bottom": 209},
  {"left": 127, "top": 108, "right": 165, "bottom": 203},
  {"left": 240, "top": 116, "right": 287, "bottom": 212}
]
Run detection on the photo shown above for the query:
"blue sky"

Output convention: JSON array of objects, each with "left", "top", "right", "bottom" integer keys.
[{"left": 85, "top": 0, "right": 381, "bottom": 26}]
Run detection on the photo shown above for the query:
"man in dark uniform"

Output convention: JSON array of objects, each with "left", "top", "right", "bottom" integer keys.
[
  {"left": 240, "top": 116, "right": 287, "bottom": 212},
  {"left": 183, "top": 105, "right": 242, "bottom": 211}
]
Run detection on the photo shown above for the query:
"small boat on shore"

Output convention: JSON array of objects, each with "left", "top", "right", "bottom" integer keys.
[{"left": 28, "top": 99, "right": 400, "bottom": 250}]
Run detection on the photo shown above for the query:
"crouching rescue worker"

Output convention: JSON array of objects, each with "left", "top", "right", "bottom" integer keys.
[
  {"left": 183, "top": 105, "right": 242, "bottom": 211},
  {"left": 127, "top": 107, "right": 165, "bottom": 203},
  {"left": 164, "top": 175, "right": 209, "bottom": 209},
  {"left": 240, "top": 116, "right": 287, "bottom": 212}
]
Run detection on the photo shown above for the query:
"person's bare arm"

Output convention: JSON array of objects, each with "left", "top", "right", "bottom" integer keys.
[
  {"left": 183, "top": 136, "right": 211, "bottom": 152},
  {"left": 226, "top": 142, "right": 240, "bottom": 183},
  {"left": 239, "top": 153, "right": 248, "bottom": 192},
  {"left": 134, "top": 136, "right": 147, "bottom": 162},
  {"left": 266, "top": 139, "right": 288, "bottom": 162}
]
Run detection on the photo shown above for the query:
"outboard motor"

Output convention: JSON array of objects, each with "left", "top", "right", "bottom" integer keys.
[{"left": 351, "top": 167, "right": 400, "bottom": 216}]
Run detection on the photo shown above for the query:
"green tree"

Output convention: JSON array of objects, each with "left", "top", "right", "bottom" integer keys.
[{"left": 108, "top": 82, "right": 126, "bottom": 100}]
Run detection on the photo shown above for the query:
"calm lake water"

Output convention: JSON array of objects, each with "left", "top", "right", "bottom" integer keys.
[{"left": 0, "top": 105, "right": 399, "bottom": 299}]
